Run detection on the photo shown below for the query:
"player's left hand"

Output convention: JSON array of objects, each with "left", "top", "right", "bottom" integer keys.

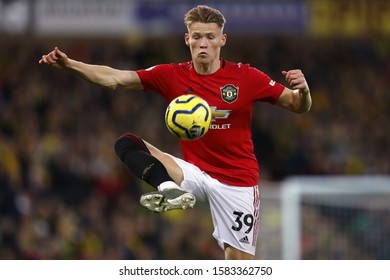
[{"left": 282, "top": 69, "right": 310, "bottom": 95}]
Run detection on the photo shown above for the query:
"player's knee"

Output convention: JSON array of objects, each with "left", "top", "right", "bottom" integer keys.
[{"left": 114, "top": 133, "right": 149, "bottom": 160}]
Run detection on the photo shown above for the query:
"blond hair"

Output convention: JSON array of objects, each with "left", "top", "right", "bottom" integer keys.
[{"left": 184, "top": 5, "right": 226, "bottom": 29}]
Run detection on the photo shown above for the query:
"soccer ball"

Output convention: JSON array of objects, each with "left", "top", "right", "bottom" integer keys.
[{"left": 165, "top": 94, "right": 212, "bottom": 140}]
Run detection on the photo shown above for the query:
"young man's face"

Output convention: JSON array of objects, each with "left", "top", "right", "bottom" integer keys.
[{"left": 185, "top": 22, "right": 226, "bottom": 66}]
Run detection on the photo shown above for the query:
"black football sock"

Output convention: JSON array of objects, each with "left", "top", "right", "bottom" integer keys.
[{"left": 114, "top": 133, "right": 173, "bottom": 188}]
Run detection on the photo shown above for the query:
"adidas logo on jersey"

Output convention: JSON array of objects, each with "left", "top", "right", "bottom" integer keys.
[{"left": 239, "top": 236, "right": 249, "bottom": 244}]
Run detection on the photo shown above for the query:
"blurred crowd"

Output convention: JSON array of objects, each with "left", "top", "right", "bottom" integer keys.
[
  {"left": 301, "top": 203, "right": 390, "bottom": 260},
  {"left": 0, "top": 35, "right": 389, "bottom": 259}
]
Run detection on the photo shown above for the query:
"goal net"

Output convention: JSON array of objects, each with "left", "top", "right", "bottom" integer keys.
[{"left": 281, "top": 176, "right": 390, "bottom": 259}]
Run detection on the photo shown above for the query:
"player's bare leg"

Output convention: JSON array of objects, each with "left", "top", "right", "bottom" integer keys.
[{"left": 224, "top": 244, "right": 255, "bottom": 260}]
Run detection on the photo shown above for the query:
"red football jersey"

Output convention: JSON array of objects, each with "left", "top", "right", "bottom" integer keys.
[{"left": 136, "top": 60, "right": 284, "bottom": 186}]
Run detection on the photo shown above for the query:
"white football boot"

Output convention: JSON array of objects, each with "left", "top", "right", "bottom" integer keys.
[{"left": 140, "top": 188, "right": 196, "bottom": 213}]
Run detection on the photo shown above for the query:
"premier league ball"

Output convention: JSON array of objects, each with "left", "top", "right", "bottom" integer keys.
[{"left": 165, "top": 94, "right": 212, "bottom": 140}]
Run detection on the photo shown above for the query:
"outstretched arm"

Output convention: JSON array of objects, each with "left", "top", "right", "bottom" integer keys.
[
  {"left": 276, "top": 69, "right": 312, "bottom": 114},
  {"left": 39, "top": 47, "right": 143, "bottom": 91}
]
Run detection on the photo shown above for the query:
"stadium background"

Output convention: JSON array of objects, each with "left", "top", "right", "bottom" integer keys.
[{"left": 0, "top": 0, "right": 389, "bottom": 259}]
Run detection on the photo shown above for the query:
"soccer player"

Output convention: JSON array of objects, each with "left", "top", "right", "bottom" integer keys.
[{"left": 39, "top": 5, "right": 311, "bottom": 260}]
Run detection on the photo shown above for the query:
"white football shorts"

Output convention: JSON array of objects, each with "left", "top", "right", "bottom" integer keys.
[{"left": 169, "top": 155, "right": 260, "bottom": 256}]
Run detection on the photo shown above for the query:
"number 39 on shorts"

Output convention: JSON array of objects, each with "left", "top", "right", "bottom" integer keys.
[{"left": 231, "top": 211, "right": 254, "bottom": 234}]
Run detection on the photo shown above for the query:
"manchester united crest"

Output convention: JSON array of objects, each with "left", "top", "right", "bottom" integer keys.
[{"left": 220, "top": 84, "right": 239, "bottom": 103}]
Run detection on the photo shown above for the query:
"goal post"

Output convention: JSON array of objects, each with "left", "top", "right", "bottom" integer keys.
[{"left": 281, "top": 175, "right": 390, "bottom": 259}]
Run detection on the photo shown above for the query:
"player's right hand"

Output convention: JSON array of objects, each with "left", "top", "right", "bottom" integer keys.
[{"left": 39, "top": 47, "right": 69, "bottom": 69}]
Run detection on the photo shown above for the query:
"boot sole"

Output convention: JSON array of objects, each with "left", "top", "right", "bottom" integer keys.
[{"left": 140, "top": 192, "right": 196, "bottom": 213}]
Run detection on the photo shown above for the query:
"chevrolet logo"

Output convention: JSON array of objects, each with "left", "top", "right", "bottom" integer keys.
[{"left": 210, "top": 106, "right": 231, "bottom": 121}]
